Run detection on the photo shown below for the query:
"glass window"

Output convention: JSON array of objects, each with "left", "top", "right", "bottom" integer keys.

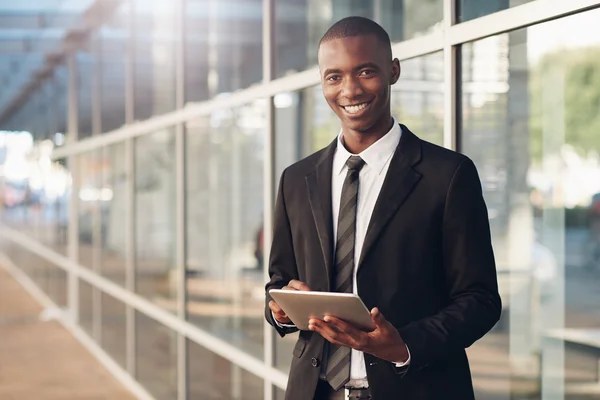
[
  {"left": 101, "top": 293, "right": 127, "bottom": 368},
  {"left": 185, "top": 0, "right": 263, "bottom": 102},
  {"left": 133, "top": 1, "right": 177, "bottom": 120},
  {"left": 79, "top": 279, "right": 94, "bottom": 339},
  {"left": 135, "top": 129, "right": 177, "bottom": 311},
  {"left": 76, "top": 50, "right": 95, "bottom": 140},
  {"left": 188, "top": 339, "right": 264, "bottom": 399},
  {"left": 275, "top": 0, "right": 443, "bottom": 78},
  {"left": 185, "top": 100, "right": 266, "bottom": 360},
  {"left": 78, "top": 151, "right": 102, "bottom": 270},
  {"left": 392, "top": 52, "right": 444, "bottom": 146},
  {"left": 458, "top": 0, "right": 535, "bottom": 23},
  {"left": 461, "top": 9, "right": 600, "bottom": 398},
  {"left": 101, "top": 143, "right": 127, "bottom": 286},
  {"left": 47, "top": 265, "right": 67, "bottom": 309},
  {"left": 98, "top": 3, "right": 128, "bottom": 132},
  {"left": 136, "top": 312, "right": 177, "bottom": 399}
]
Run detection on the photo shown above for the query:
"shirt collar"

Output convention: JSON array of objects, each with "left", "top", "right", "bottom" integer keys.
[{"left": 333, "top": 117, "right": 402, "bottom": 176}]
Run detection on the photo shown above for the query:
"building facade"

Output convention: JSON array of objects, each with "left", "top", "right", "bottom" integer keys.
[{"left": 1, "top": 0, "right": 600, "bottom": 399}]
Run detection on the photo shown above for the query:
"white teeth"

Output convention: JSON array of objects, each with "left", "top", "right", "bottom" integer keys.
[{"left": 344, "top": 103, "right": 368, "bottom": 114}]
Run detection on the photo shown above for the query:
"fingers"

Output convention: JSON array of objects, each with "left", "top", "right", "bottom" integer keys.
[
  {"left": 309, "top": 317, "right": 366, "bottom": 350},
  {"left": 371, "top": 307, "right": 386, "bottom": 327},
  {"left": 269, "top": 300, "right": 291, "bottom": 324},
  {"left": 285, "top": 280, "right": 311, "bottom": 291}
]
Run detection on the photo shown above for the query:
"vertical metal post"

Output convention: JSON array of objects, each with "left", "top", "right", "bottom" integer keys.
[
  {"left": 91, "top": 34, "right": 103, "bottom": 344},
  {"left": 125, "top": 0, "right": 137, "bottom": 378},
  {"left": 67, "top": 53, "right": 80, "bottom": 324},
  {"left": 263, "top": 0, "right": 276, "bottom": 398},
  {"left": 175, "top": 0, "right": 188, "bottom": 398},
  {"left": 443, "top": 0, "right": 458, "bottom": 151}
]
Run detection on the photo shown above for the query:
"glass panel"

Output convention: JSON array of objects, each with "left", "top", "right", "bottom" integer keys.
[
  {"left": 99, "top": 3, "right": 128, "bottom": 132},
  {"left": 42, "top": 157, "right": 70, "bottom": 255},
  {"left": 136, "top": 312, "right": 177, "bottom": 399},
  {"left": 78, "top": 152, "right": 102, "bottom": 270},
  {"left": 135, "top": 129, "right": 177, "bottom": 311},
  {"left": 101, "top": 144, "right": 127, "bottom": 286},
  {"left": 392, "top": 52, "right": 444, "bottom": 146},
  {"left": 188, "top": 339, "right": 264, "bottom": 399},
  {"left": 101, "top": 293, "right": 127, "bottom": 368},
  {"left": 79, "top": 280, "right": 94, "bottom": 338},
  {"left": 76, "top": 51, "right": 93, "bottom": 140},
  {"left": 47, "top": 266, "right": 67, "bottom": 308},
  {"left": 0, "top": 131, "right": 35, "bottom": 230},
  {"left": 133, "top": 1, "right": 177, "bottom": 120},
  {"left": 185, "top": 0, "right": 263, "bottom": 101},
  {"left": 461, "top": 9, "right": 600, "bottom": 398},
  {"left": 275, "top": 387, "right": 287, "bottom": 400},
  {"left": 275, "top": 0, "right": 443, "bottom": 78},
  {"left": 458, "top": 0, "right": 535, "bottom": 23},
  {"left": 185, "top": 100, "right": 266, "bottom": 360}
]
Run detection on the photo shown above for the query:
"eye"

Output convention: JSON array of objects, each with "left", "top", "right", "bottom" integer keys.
[
  {"left": 327, "top": 75, "right": 340, "bottom": 82},
  {"left": 360, "top": 69, "right": 375, "bottom": 76}
]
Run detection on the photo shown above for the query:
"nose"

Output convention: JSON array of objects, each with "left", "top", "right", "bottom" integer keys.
[{"left": 341, "top": 76, "right": 364, "bottom": 99}]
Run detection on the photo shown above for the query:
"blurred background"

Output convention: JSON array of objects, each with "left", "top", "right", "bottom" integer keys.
[{"left": 0, "top": 0, "right": 599, "bottom": 399}]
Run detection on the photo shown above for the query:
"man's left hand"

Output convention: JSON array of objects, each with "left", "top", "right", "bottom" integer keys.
[{"left": 308, "top": 307, "right": 409, "bottom": 363}]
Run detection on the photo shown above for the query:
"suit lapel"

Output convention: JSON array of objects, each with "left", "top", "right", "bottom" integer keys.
[
  {"left": 357, "top": 125, "right": 423, "bottom": 271},
  {"left": 305, "top": 139, "right": 337, "bottom": 290}
]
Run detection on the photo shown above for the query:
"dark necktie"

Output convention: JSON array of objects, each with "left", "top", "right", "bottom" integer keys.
[{"left": 325, "top": 155, "right": 365, "bottom": 390}]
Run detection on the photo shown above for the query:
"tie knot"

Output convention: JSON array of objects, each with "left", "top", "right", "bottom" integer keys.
[{"left": 346, "top": 156, "right": 365, "bottom": 171}]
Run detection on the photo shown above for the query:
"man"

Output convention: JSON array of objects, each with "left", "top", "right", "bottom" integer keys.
[{"left": 265, "top": 16, "right": 501, "bottom": 400}]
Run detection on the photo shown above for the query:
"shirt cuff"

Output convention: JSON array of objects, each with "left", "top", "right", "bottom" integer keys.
[
  {"left": 272, "top": 311, "right": 296, "bottom": 328},
  {"left": 394, "top": 343, "right": 411, "bottom": 367}
]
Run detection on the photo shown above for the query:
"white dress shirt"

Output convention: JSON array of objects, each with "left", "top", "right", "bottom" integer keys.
[
  {"left": 331, "top": 118, "right": 409, "bottom": 386},
  {"left": 273, "top": 118, "right": 410, "bottom": 386}
]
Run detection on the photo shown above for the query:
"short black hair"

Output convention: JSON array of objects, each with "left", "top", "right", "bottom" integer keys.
[{"left": 319, "top": 16, "right": 392, "bottom": 58}]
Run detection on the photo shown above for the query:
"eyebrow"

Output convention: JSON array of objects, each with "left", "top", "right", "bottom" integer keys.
[{"left": 323, "top": 62, "right": 381, "bottom": 77}]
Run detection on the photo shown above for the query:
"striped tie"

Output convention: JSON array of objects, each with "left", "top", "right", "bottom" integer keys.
[{"left": 326, "top": 155, "right": 365, "bottom": 390}]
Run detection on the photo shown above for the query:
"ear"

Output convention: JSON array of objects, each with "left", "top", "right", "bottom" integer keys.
[{"left": 390, "top": 58, "right": 401, "bottom": 84}]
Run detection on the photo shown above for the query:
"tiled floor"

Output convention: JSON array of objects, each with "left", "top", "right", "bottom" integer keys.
[{"left": 0, "top": 267, "right": 135, "bottom": 400}]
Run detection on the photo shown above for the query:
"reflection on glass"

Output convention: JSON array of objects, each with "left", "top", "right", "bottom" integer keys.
[
  {"left": 77, "top": 51, "right": 94, "bottom": 140},
  {"left": 136, "top": 312, "right": 177, "bottom": 399},
  {"left": 98, "top": 3, "right": 128, "bottom": 132},
  {"left": 188, "top": 339, "right": 264, "bottom": 399},
  {"left": 101, "top": 144, "right": 127, "bottom": 286},
  {"left": 101, "top": 293, "right": 127, "bottom": 368},
  {"left": 0, "top": 135, "right": 70, "bottom": 256},
  {"left": 135, "top": 129, "right": 177, "bottom": 311},
  {"left": 47, "top": 267, "right": 67, "bottom": 308},
  {"left": 458, "top": 0, "right": 535, "bottom": 22},
  {"left": 392, "top": 52, "right": 444, "bottom": 146},
  {"left": 186, "top": 0, "right": 263, "bottom": 101},
  {"left": 461, "top": 9, "right": 600, "bottom": 398},
  {"left": 78, "top": 152, "right": 102, "bottom": 270},
  {"left": 185, "top": 101, "right": 266, "bottom": 360},
  {"left": 79, "top": 280, "right": 94, "bottom": 338},
  {"left": 275, "top": 0, "right": 443, "bottom": 78},
  {"left": 133, "top": 1, "right": 177, "bottom": 120}
]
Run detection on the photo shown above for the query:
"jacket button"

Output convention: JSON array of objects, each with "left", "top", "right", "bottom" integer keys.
[{"left": 311, "top": 357, "right": 320, "bottom": 368}]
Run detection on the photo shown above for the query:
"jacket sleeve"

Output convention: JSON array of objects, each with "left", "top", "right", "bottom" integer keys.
[
  {"left": 264, "top": 168, "right": 300, "bottom": 337},
  {"left": 398, "top": 158, "right": 502, "bottom": 371}
]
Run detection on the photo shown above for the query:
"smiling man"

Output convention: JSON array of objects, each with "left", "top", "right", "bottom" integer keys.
[{"left": 265, "top": 16, "right": 501, "bottom": 400}]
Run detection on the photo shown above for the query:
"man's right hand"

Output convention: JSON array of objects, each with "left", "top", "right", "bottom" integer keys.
[{"left": 269, "top": 280, "right": 311, "bottom": 324}]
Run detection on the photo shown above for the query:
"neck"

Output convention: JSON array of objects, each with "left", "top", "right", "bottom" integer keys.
[{"left": 341, "top": 115, "right": 394, "bottom": 154}]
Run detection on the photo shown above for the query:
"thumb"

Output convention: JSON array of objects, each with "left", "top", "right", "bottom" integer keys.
[{"left": 370, "top": 307, "right": 386, "bottom": 327}]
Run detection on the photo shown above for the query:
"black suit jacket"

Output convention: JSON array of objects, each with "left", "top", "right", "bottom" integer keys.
[{"left": 265, "top": 125, "right": 502, "bottom": 400}]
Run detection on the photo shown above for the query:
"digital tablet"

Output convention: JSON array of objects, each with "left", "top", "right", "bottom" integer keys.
[{"left": 269, "top": 289, "right": 375, "bottom": 331}]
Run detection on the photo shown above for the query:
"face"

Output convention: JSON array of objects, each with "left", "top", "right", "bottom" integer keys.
[{"left": 318, "top": 34, "right": 400, "bottom": 134}]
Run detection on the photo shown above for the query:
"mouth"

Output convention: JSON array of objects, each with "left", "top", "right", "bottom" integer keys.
[{"left": 340, "top": 101, "right": 372, "bottom": 116}]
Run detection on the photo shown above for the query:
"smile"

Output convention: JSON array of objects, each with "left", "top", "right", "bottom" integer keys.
[{"left": 341, "top": 101, "right": 371, "bottom": 114}]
